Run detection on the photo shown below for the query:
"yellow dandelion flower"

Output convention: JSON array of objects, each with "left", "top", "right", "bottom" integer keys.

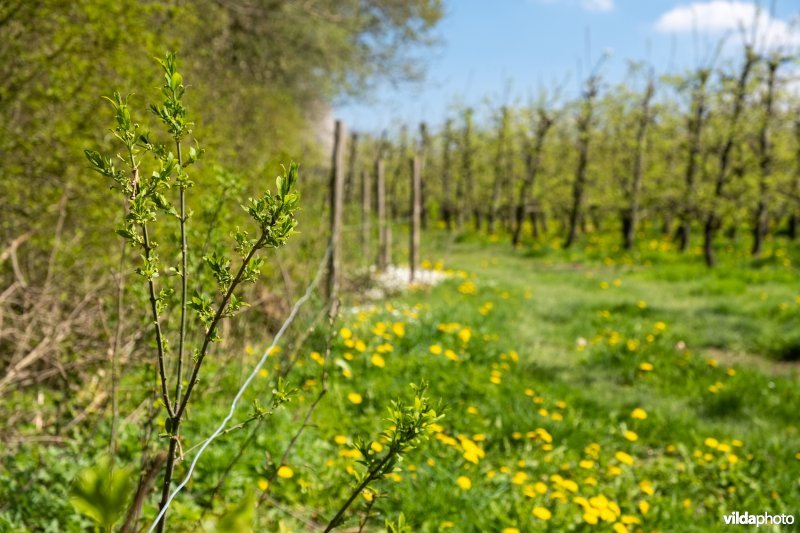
[
  {"left": 502, "top": 528, "right": 520, "bottom": 533},
  {"left": 704, "top": 437, "right": 719, "bottom": 449},
  {"left": 258, "top": 369, "right": 269, "bottom": 378},
  {"left": 638, "top": 500, "right": 650, "bottom": 514},
  {"left": 354, "top": 340, "right": 366, "bottom": 352},
  {"left": 339, "top": 327, "right": 352, "bottom": 340},
  {"left": 639, "top": 362, "right": 654, "bottom": 372},
  {"left": 623, "top": 430, "right": 638, "bottom": 442},
  {"left": 392, "top": 322, "right": 405, "bottom": 337},
  {"left": 456, "top": 476, "right": 472, "bottom": 490},
  {"left": 631, "top": 408, "right": 647, "bottom": 420},
  {"left": 613, "top": 523, "right": 628, "bottom": 533},
  {"left": 458, "top": 328, "right": 472, "bottom": 344},
  {"left": 277, "top": 466, "right": 293, "bottom": 479},
  {"left": 615, "top": 451, "right": 634, "bottom": 465},
  {"left": 511, "top": 472, "right": 528, "bottom": 485},
  {"left": 370, "top": 442, "right": 383, "bottom": 453},
  {"left": 532, "top": 507, "right": 552, "bottom": 521},
  {"left": 347, "top": 392, "right": 363, "bottom": 405},
  {"left": 707, "top": 358, "right": 718, "bottom": 367},
  {"left": 370, "top": 353, "right": 385, "bottom": 368},
  {"left": 257, "top": 478, "right": 269, "bottom": 491},
  {"left": 429, "top": 344, "right": 443, "bottom": 355},
  {"left": 334, "top": 435, "right": 347, "bottom": 445},
  {"left": 639, "top": 480, "right": 654, "bottom": 495}
]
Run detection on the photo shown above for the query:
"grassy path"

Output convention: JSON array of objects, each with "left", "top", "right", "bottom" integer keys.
[{"left": 293, "top": 236, "right": 800, "bottom": 531}]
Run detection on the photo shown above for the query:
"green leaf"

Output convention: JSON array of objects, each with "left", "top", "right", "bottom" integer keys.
[{"left": 69, "top": 456, "right": 135, "bottom": 530}]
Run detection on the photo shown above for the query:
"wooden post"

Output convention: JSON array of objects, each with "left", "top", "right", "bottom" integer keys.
[
  {"left": 327, "top": 120, "right": 346, "bottom": 301},
  {"left": 418, "top": 122, "right": 429, "bottom": 230},
  {"left": 345, "top": 132, "right": 359, "bottom": 204},
  {"left": 360, "top": 169, "right": 371, "bottom": 264},
  {"left": 376, "top": 158, "right": 390, "bottom": 270},
  {"left": 409, "top": 155, "right": 421, "bottom": 283}
]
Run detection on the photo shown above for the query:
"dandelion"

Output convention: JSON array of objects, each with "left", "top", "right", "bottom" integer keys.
[
  {"left": 347, "top": 392, "right": 363, "bottom": 405},
  {"left": 502, "top": 528, "right": 520, "bottom": 533},
  {"left": 600, "top": 281, "right": 610, "bottom": 289},
  {"left": 626, "top": 339, "right": 639, "bottom": 352},
  {"left": 638, "top": 300, "right": 647, "bottom": 309},
  {"left": 726, "top": 368, "right": 736, "bottom": 376},
  {"left": 370, "top": 442, "right": 383, "bottom": 453},
  {"left": 429, "top": 344, "right": 443, "bottom": 355},
  {"left": 579, "top": 459, "right": 595, "bottom": 469},
  {"left": 444, "top": 349, "right": 459, "bottom": 361},
  {"left": 615, "top": 451, "right": 634, "bottom": 465},
  {"left": 354, "top": 340, "right": 366, "bottom": 352},
  {"left": 258, "top": 369, "right": 269, "bottom": 378},
  {"left": 639, "top": 480, "right": 654, "bottom": 495},
  {"left": 370, "top": 354, "right": 385, "bottom": 368},
  {"left": 638, "top": 500, "right": 650, "bottom": 514},
  {"left": 458, "top": 327, "right": 472, "bottom": 344},
  {"left": 613, "top": 523, "right": 628, "bottom": 533},
  {"left": 440, "top": 521, "right": 455, "bottom": 529},
  {"left": 623, "top": 430, "right": 638, "bottom": 442},
  {"left": 639, "top": 362, "right": 653, "bottom": 372},
  {"left": 456, "top": 476, "right": 472, "bottom": 490},
  {"left": 334, "top": 435, "right": 347, "bottom": 445},
  {"left": 277, "top": 466, "right": 294, "bottom": 479},
  {"left": 707, "top": 358, "right": 718, "bottom": 367},
  {"left": 511, "top": 472, "right": 528, "bottom": 485},
  {"left": 339, "top": 327, "right": 352, "bottom": 340},
  {"left": 631, "top": 408, "right": 647, "bottom": 420},
  {"left": 258, "top": 478, "right": 269, "bottom": 491},
  {"left": 392, "top": 322, "right": 405, "bottom": 337},
  {"left": 532, "top": 507, "right": 552, "bottom": 521},
  {"left": 310, "top": 351, "right": 324, "bottom": 365}
]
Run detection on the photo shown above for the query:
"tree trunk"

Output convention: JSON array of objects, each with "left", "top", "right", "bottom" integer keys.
[
  {"left": 565, "top": 76, "right": 598, "bottom": 248},
  {"left": 704, "top": 47, "right": 756, "bottom": 267},
  {"left": 513, "top": 109, "right": 553, "bottom": 247}
]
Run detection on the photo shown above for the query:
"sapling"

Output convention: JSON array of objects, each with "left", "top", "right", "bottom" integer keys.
[{"left": 85, "top": 52, "right": 300, "bottom": 531}]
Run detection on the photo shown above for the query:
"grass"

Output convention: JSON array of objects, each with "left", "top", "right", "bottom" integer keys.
[{"left": 2, "top": 230, "right": 799, "bottom": 531}]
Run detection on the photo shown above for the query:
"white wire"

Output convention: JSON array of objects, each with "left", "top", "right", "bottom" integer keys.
[{"left": 149, "top": 246, "right": 331, "bottom": 532}]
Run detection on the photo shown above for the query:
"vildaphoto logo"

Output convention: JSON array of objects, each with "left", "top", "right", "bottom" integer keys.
[{"left": 723, "top": 511, "right": 795, "bottom": 527}]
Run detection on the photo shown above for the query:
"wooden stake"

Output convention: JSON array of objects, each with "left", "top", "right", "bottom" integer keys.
[
  {"left": 409, "top": 155, "right": 421, "bottom": 283},
  {"left": 377, "top": 158, "right": 390, "bottom": 270},
  {"left": 327, "top": 120, "right": 346, "bottom": 301}
]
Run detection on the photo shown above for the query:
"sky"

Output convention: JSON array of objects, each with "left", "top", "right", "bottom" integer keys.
[{"left": 334, "top": 0, "right": 800, "bottom": 134}]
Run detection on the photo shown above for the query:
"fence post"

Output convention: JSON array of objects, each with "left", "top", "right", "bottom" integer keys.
[
  {"left": 361, "top": 169, "right": 371, "bottom": 265},
  {"left": 409, "top": 155, "right": 421, "bottom": 283},
  {"left": 376, "top": 158, "right": 390, "bottom": 271},
  {"left": 326, "top": 120, "right": 346, "bottom": 302},
  {"left": 345, "top": 132, "right": 359, "bottom": 204}
]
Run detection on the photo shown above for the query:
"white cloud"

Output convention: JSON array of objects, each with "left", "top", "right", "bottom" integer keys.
[
  {"left": 654, "top": 1, "right": 800, "bottom": 49},
  {"left": 535, "top": 0, "right": 615, "bottom": 12}
]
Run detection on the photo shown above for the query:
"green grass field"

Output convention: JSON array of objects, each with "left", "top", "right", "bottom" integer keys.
[
  {"left": 4, "top": 232, "right": 798, "bottom": 532},
  {"left": 261, "top": 232, "right": 800, "bottom": 531}
]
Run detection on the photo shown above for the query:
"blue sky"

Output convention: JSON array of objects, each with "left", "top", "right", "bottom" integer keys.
[{"left": 334, "top": 0, "right": 800, "bottom": 134}]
